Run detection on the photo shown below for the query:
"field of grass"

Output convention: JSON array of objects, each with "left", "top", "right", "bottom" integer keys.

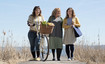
[{"left": 0, "top": 31, "right": 105, "bottom": 64}]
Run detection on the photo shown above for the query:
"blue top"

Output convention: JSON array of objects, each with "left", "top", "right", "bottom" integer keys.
[{"left": 67, "top": 18, "right": 72, "bottom": 25}]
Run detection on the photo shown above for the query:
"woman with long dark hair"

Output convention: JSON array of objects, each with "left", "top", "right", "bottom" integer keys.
[{"left": 27, "top": 6, "right": 44, "bottom": 61}]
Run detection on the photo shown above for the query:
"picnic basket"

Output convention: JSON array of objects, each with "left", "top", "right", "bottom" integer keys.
[{"left": 40, "top": 22, "right": 55, "bottom": 34}]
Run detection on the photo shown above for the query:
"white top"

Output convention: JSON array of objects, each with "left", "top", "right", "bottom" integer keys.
[{"left": 28, "top": 15, "right": 44, "bottom": 31}]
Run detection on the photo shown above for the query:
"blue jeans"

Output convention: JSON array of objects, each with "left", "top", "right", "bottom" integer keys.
[{"left": 28, "top": 31, "right": 40, "bottom": 52}]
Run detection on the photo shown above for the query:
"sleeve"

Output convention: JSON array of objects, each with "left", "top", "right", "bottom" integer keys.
[
  {"left": 62, "top": 18, "right": 70, "bottom": 29},
  {"left": 27, "top": 15, "right": 34, "bottom": 26},
  {"left": 74, "top": 17, "right": 81, "bottom": 27},
  {"left": 41, "top": 16, "right": 45, "bottom": 22}
]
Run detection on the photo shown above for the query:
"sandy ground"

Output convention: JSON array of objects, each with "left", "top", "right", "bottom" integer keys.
[
  {"left": 0, "top": 61, "right": 7, "bottom": 64},
  {"left": 18, "top": 54, "right": 86, "bottom": 64}
]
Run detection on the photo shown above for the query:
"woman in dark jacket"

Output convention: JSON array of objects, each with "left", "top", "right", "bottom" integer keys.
[{"left": 48, "top": 8, "right": 63, "bottom": 61}]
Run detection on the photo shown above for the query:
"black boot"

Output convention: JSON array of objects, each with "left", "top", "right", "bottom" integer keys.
[
  {"left": 52, "top": 49, "right": 55, "bottom": 61},
  {"left": 31, "top": 51, "right": 36, "bottom": 58},
  {"left": 37, "top": 51, "right": 40, "bottom": 58},
  {"left": 57, "top": 49, "right": 62, "bottom": 61}
]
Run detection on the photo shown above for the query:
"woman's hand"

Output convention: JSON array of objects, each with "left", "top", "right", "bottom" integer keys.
[
  {"left": 71, "top": 21, "right": 75, "bottom": 27},
  {"left": 72, "top": 21, "right": 75, "bottom": 25},
  {"left": 70, "top": 25, "right": 73, "bottom": 28},
  {"left": 29, "top": 23, "right": 34, "bottom": 27}
]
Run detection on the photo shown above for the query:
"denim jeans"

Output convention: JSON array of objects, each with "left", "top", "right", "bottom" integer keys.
[{"left": 28, "top": 31, "right": 40, "bottom": 52}]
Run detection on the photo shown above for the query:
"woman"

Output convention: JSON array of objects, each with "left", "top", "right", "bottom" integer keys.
[
  {"left": 62, "top": 8, "right": 81, "bottom": 61},
  {"left": 48, "top": 8, "right": 63, "bottom": 61},
  {"left": 27, "top": 6, "right": 44, "bottom": 61}
]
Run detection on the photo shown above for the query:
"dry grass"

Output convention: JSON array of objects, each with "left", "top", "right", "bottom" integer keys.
[
  {"left": 0, "top": 45, "right": 31, "bottom": 64},
  {"left": 74, "top": 45, "right": 105, "bottom": 64},
  {"left": 0, "top": 31, "right": 31, "bottom": 64},
  {"left": 0, "top": 31, "right": 105, "bottom": 64}
]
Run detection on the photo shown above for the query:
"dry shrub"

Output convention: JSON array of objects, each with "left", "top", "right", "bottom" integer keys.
[
  {"left": 0, "top": 31, "right": 105, "bottom": 64},
  {"left": 0, "top": 45, "right": 31, "bottom": 64},
  {"left": 74, "top": 45, "right": 105, "bottom": 63},
  {"left": 0, "top": 31, "right": 32, "bottom": 64}
]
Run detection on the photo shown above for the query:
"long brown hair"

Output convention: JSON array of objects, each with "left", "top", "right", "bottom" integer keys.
[
  {"left": 51, "top": 8, "right": 61, "bottom": 17},
  {"left": 31, "top": 6, "right": 42, "bottom": 17},
  {"left": 65, "top": 8, "right": 75, "bottom": 19}
]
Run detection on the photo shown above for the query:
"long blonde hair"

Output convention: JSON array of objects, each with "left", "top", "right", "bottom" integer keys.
[{"left": 51, "top": 8, "right": 61, "bottom": 17}]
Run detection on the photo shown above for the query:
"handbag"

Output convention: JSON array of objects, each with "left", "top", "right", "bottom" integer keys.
[{"left": 73, "top": 25, "right": 82, "bottom": 37}]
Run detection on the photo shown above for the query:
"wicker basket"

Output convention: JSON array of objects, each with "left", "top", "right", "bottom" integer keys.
[{"left": 40, "top": 24, "right": 54, "bottom": 34}]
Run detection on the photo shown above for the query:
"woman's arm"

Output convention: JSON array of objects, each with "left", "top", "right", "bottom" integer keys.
[
  {"left": 62, "top": 18, "right": 70, "bottom": 29},
  {"left": 27, "top": 15, "right": 34, "bottom": 26},
  {"left": 74, "top": 17, "right": 80, "bottom": 27},
  {"left": 41, "top": 16, "right": 45, "bottom": 22}
]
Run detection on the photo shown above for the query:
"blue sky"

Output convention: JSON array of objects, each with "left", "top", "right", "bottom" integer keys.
[{"left": 0, "top": 0, "right": 105, "bottom": 46}]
